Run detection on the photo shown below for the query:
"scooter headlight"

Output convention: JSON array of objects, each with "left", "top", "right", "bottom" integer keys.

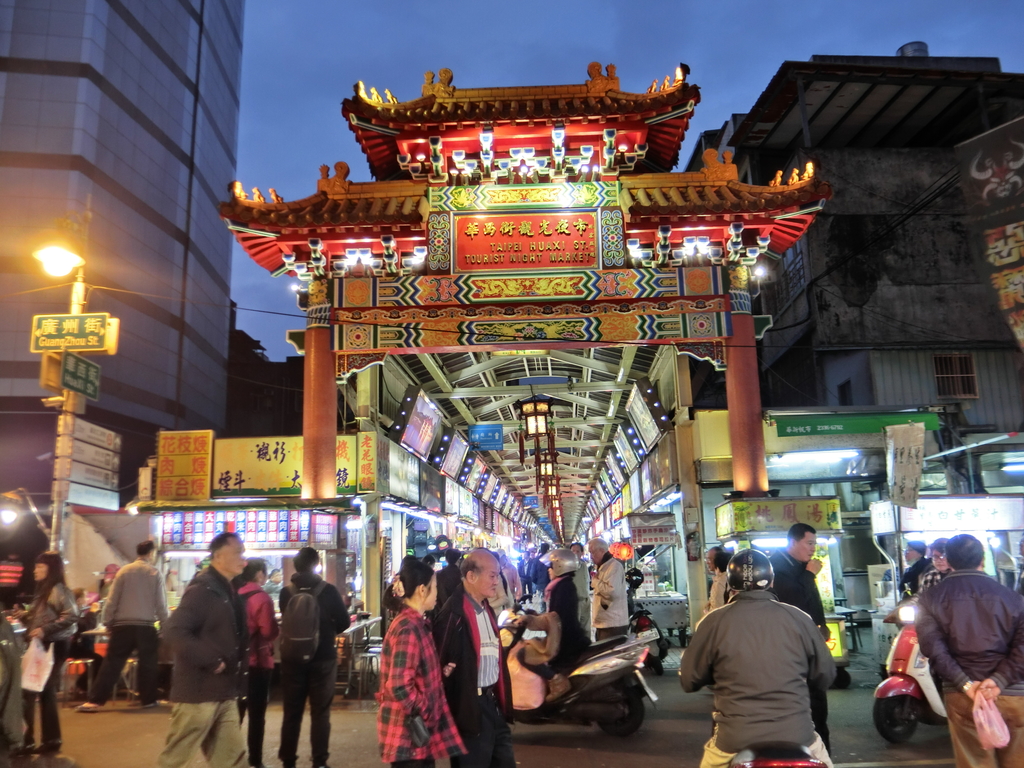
[{"left": 898, "top": 605, "right": 917, "bottom": 624}]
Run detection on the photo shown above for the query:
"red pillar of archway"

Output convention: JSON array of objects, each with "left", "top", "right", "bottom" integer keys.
[
  {"left": 302, "top": 324, "right": 337, "bottom": 500},
  {"left": 725, "top": 275, "right": 769, "bottom": 496}
]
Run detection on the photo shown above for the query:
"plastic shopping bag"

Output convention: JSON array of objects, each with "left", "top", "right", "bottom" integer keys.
[
  {"left": 21, "top": 638, "right": 53, "bottom": 693},
  {"left": 973, "top": 691, "right": 1010, "bottom": 750}
]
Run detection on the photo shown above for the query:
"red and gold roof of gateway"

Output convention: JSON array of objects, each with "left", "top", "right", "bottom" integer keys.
[{"left": 221, "top": 63, "right": 831, "bottom": 274}]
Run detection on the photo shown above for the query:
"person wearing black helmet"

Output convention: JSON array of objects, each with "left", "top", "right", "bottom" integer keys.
[{"left": 680, "top": 549, "right": 836, "bottom": 768}]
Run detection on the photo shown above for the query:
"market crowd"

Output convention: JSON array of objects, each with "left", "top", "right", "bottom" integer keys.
[{"left": 0, "top": 524, "right": 1022, "bottom": 768}]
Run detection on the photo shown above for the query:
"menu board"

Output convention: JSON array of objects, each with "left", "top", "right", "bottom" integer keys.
[
  {"left": 458, "top": 486, "right": 475, "bottom": 523},
  {"left": 466, "top": 458, "right": 487, "bottom": 495},
  {"left": 420, "top": 464, "right": 444, "bottom": 516},
  {"left": 626, "top": 384, "right": 661, "bottom": 450},
  {"left": 613, "top": 427, "right": 638, "bottom": 473},
  {"left": 440, "top": 432, "right": 470, "bottom": 479},
  {"left": 389, "top": 441, "right": 421, "bottom": 504},
  {"left": 483, "top": 474, "right": 498, "bottom": 502},
  {"left": 629, "top": 470, "right": 642, "bottom": 512},
  {"left": 607, "top": 454, "right": 625, "bottom": 489},
  {"left": 445, "top": 477, "right": 460, "bottom": 518},
  {"left": 161, "top": 509, "right": 337, "bottom": 549}
]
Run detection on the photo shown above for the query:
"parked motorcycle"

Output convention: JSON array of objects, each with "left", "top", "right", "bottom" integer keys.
[
  {"left": 501, "top": 617, "right": 658, "bottom": 737},
  {"left": 730, "top": 743, "right": 827, "bottom": 768},
  {"left": 873, "top": 603, "right": 947, "bottom": 743},
  {"left": 626, "top": 568, "right": 670, "bottom": 676}
]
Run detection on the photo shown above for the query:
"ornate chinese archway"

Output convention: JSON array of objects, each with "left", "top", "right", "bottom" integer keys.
[{"left": 221, "top": 63, "right": 830, "bottom": 514}]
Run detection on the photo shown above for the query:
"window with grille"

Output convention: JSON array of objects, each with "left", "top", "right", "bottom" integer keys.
[{"left": 933, "top": 354, "right": 978, "bottom": 398}]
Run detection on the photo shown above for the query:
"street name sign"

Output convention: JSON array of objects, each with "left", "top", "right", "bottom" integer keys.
[
  {"left": 54, "top": 458, "right": 118, "bottom": 490},
  {"left": 59, "top": 414, "right": 122, "bottom": 452},
  {"left": 468, "top": 423, "right": 504, "bottom": 450},
  {"left": 54, "top": 480, "right": 119, "bottom": 512},
  {"left": 60, "top": 352, "right": 100, "bottom": 400},
  {"left": 56, "top": 435, "right": 120, "bottom": 472},
  {"left": 30, "top": 313, "right": 120, "bottom": 354}
]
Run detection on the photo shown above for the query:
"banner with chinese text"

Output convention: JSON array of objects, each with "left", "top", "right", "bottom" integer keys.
[
  {"left": 885, "top": 422, "right": 925, "bottom": 509},
  {"left": 211, "top": 435, "right": 359, "bottom": 497},
  {"left": 955, "top": 116, "right": 1024, "bottom": 350},
  {"left": 156, "top": 430, "right": 214, "bottom": 501},
  {"left": 455, "top": 211, "right": 598, "bottom": 271},
  {"left": 628, "top": 513, "right": 681, "bottom": 547},
  {"left": 715, "top": 497, "right": 841, "bottom": 538}
]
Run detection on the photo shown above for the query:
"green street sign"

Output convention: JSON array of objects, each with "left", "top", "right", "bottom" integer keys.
[
  {"left": 774, "top": 412, "right": 940, "bottom": 437},
  {"left": 31, "top": 313, "right": 111, "bottom": 353},
  {"left": 61, "top": 352, "right": 100, "bottom": 401}
]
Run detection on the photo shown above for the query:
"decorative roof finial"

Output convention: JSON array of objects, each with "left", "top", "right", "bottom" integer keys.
[
  {"left": 269, "top": 188, "right": 283, "bottom": 204},
  {"left": 251, "top": 187, "right": 265, "bottom": 203},
  {"left": 230, "top": 180, "right": 247, "bottom": 200},
  {"left": 586, "top": 62, "right": 619, "bottom": 94}
]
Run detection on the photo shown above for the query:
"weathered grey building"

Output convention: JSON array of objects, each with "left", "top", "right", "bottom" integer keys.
[{"left": 690, "top": 44, "right": 1024, "bottom": 493}]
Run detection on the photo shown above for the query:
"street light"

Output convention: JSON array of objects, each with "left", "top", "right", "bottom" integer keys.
[
  {"left": 0, "top": 489, "right": 50, "bottom": 536},
  {"left": 34, "top": 208, "right": 92, "bottom": 553}
]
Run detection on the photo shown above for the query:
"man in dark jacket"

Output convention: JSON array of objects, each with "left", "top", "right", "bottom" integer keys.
[
  {"left": 917, "top": 534, "right": 1024, "bottom": 766},
  {"left": 769, "top": 523, "right": 831, "bottom": 754},
  {"left": 158, "top": 532, "right": 248, "bottom": 768},
  {"left": 681, "top": 549, "right": 835, "bottom": 768},
  {"left": 531, "top": 543, "right": 551, "bottom": 608},
  {"left": 435, "top": 548, "right": 463, "bottom": 613},
  {"left": 898, "top": 540, "right": 931, "bottom": 597},
  {"left": 433, "top": 549, "right": 515, "bottom": 768},
  {"left": 278, "top": 547, "right": 349, "bottom": 768}
]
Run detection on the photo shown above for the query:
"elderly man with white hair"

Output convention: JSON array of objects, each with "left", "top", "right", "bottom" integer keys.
[{"left": 587, "top": 538, "right": 628, "bottom": 641}]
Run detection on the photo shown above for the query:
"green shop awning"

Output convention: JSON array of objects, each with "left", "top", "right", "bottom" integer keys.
[{"left": 774, "top": 412, "right": 940, "bottom": 437}]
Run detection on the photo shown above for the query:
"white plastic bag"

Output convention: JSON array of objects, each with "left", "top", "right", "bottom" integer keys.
[
  {"left": 21, "top": 638, "right": 54, "bottom": 693},
  {"left": 973, "top": 692, "right": 1010, "bottom": 750}
]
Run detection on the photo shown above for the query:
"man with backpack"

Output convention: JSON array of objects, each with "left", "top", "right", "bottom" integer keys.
[{"left": 278, "top": 548, "right": 349, "bottom": 768}]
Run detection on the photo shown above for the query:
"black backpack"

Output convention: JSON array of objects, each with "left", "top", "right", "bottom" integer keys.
[{"left": 280, "top": 581, "right": 327, "bottom": 662}]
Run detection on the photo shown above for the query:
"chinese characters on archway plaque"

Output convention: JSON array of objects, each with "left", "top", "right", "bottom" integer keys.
[
  {"left": 454, "top": 212, "right": 598, "bottom": 271},
  {"left": 885, "top": 422, "right": 925, "bottom": 509}
]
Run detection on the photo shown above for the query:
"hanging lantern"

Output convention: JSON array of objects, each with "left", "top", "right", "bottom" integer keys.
[
  {"left": 538, "top": 453, "right": 556, "bottom": 477},
  {"left": 517, "top": 396, "right": 551, "bottom": 438},
  {"left": 609, "top": 541, "right": 634, "bottom": 561}
]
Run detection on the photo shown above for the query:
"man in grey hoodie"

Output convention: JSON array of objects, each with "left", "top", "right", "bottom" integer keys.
[{"left": 77, "top": 540, "right": 168, "bottom": 711}]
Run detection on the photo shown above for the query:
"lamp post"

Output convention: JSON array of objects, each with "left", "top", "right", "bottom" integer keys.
[
  {"left": 0, "top": 488, "right": 51, "bottom": 536},
  {"left": 34, "top": 210, "right": 91, "bottom": 553}
]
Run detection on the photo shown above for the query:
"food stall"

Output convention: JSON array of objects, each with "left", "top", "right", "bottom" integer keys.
[
  {"left": 626, "top": 511, "right": 690, "bottom": 642},
  {"left": 715, "top": 496, "right": 852, "bottom": 687},
  {"left": 869, "top": 494, "right": 1024, "bottom": 669}
]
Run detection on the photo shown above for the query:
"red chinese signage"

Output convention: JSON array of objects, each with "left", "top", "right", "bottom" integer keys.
[{"left": 454, "top": 211, "right": 598, "bottom": 271}]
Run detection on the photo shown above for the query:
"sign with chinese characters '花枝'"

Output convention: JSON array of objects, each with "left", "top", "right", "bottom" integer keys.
[
  {"left": 454, "top": 211, "right": 598, "bottom": 271},
  {"left": 156, "top": 430, "right": 214, "bottom": 501},
  {"left": 715, "top": 497, "right": 841, "bottom": 538}
]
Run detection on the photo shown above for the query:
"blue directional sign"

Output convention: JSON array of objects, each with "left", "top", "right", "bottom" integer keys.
[
  {"left": 468, "top": 423, "right": 504, "bottom": 451},
  {"left": 523, "top": 496, "right": 539, "bottom": 508}
]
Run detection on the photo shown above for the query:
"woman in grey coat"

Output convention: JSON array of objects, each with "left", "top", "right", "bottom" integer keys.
[{"left": 15, "top": 551, "right": 77, "bottom": 756}]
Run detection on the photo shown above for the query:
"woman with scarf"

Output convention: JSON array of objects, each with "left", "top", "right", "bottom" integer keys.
[
  {"left": 16, "top": 551, "right": 77, "bottom": 756},
  {"left": 377, "top": 557, "right": 465, "bottom": 768}
]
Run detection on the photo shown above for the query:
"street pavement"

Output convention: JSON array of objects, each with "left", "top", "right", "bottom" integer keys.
[{"left": 23, "top": 646, "right": 955, "bottom": 768}]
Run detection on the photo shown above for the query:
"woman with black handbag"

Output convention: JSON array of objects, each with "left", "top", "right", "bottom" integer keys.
[{"left": 377, "top": 557, "right": 465, "bottom": 768}]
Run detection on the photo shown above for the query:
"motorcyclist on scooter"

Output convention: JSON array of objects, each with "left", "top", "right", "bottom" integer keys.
[
  {"left": 680, "top": 549, "right": 836, "bottom": 768},
  {"left": 541, "top": 548, "right": 592, "bottom": 670}
]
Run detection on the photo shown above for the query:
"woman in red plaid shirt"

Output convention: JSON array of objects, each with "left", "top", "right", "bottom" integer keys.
[{"left": 378, "top": 558, "right": 466, "bottom": 768}]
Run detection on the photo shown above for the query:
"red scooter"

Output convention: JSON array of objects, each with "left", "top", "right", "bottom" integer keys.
[
  {"left": 730, "top": 743, "right": 826, "bottom": 768},
  {"left": 873, "top": 603, "right": 947, "bottom": 743}
]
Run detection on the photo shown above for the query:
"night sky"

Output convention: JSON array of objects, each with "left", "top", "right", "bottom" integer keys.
[{"left": 229, "top": 0, "right": 1024, "bottom": 360}]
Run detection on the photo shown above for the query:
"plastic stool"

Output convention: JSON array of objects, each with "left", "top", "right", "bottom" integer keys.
[
  {"left": 60, "top": 659, "right": 94, "bottom": 706},
  {"left": 112, "top": 657, "right": 139, "bottom": 702}
]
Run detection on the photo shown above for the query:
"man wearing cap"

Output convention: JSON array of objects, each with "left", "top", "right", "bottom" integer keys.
[{"left": 899, "top": 540, "right": 932, "bottom": 597}]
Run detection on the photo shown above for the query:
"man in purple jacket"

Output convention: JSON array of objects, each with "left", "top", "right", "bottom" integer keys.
[{"left": 917, "top": 533, "right": 1024, "bottom": 766}]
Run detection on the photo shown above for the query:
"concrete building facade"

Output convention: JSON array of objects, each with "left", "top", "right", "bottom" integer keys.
[{"left": 0, "top": 0, "right": 244, "bottom": 509}]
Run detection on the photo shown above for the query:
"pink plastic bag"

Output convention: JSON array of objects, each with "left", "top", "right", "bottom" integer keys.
[{"left": 973, "top": 692, "right": 1010, "bottom": 750}]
